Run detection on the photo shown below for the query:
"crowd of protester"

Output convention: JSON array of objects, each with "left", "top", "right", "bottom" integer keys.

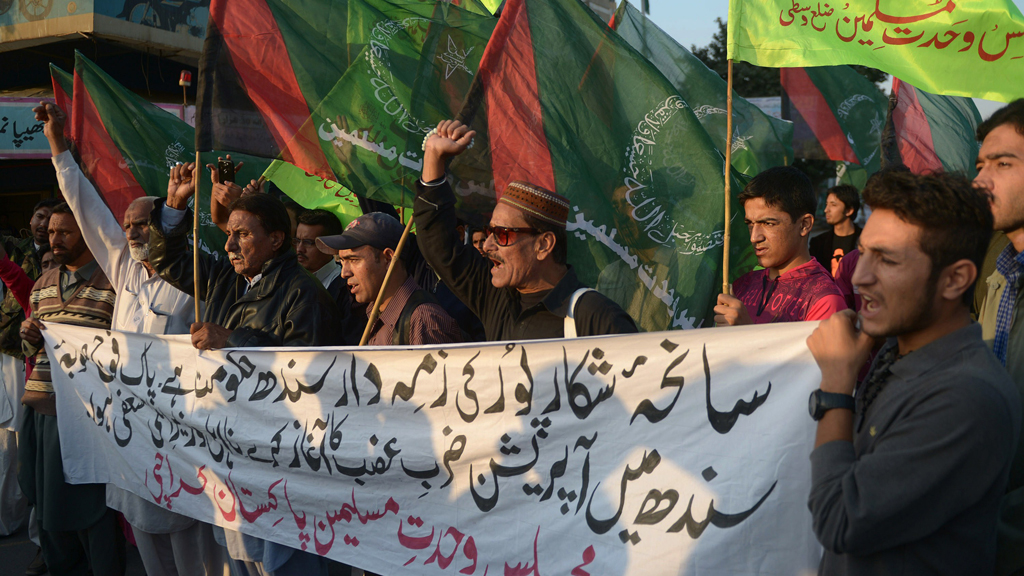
[{"left": 0, "top": 98, "right": 1021, "bottom": 575}]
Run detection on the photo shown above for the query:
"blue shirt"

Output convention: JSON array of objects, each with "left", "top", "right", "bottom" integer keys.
[{"left": 993, "top": 245, "right": 1024, "bottom": 364}]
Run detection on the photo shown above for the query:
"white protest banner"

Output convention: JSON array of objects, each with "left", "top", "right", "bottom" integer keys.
[{"left": 44, "top": 322, "right": 822, "bottom": 575}]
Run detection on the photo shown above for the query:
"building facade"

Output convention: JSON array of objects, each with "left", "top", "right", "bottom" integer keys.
[{"left": 0, "top": 0, "right": 204, "bottom": 231}]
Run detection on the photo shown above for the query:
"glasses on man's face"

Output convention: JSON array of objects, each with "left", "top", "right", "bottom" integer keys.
[
  {"left": 484, "top": 225, "right": 538, "bottom": 247},
  {"left": 291, "top": 238, "right": 317, "bottom": 247}
]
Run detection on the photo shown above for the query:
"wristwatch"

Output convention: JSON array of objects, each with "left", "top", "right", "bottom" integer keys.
[{"left": 808, "top": 390, "right": 855, "bottom": 421}]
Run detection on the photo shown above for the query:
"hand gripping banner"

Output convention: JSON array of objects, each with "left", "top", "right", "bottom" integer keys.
[{"left": 43, "top": 322, "right": 822, "bottom": 574}]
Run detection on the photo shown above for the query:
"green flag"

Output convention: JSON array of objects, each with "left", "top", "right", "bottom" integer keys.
[
  {"left": 478, "top": 0, "right": 501, "bottom": 14},
  {"left": 882, "top": 77, "right": 983, "bottom": 176},
  {"left": 728, "top": 0, "right": 1024, "bottom": 102},
  {"left": 611, "top": 1, "right": 793, "bottom": 176},
  {"left": 262, "top": 160, "right": 364, "bottom": 226},
  {"left": 49, "top": 64, "right": 75, "bottom": 142},
  {"left": 300, "top": 0, "right": 496, "bottom": 207}
]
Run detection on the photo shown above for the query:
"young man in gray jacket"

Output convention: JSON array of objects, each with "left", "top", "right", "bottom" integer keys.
[{"left": 806, "top": 170, "right": 1021, "bottom": 575}]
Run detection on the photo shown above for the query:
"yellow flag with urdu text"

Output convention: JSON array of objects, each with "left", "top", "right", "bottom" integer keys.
[{"left": 728, "top": 0, "right": 1024, "bottom": 102}]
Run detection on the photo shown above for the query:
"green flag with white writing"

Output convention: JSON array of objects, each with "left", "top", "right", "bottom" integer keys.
[
  {"left": 612, "top": 1, "right": 793, "bottom": 176},
  {"left": 298, "top": 0, "right": 496, "bottom": 208},
  {"left": 73, "top": 52, "right": 270, "bottom": 257}
]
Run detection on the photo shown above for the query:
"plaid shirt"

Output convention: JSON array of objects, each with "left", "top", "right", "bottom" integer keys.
[
  {"left": 993, "top": 245, "right": 1024, "bottom": 365},
  {"left": 366, "top": 277, "right": 462, "bottom": 346}
]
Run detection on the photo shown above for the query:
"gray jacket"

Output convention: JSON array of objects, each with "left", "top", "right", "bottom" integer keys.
[{"left": 809, "top": 324, "right": 1021, "bottom": 575}]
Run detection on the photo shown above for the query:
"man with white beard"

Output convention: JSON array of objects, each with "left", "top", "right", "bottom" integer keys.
[{"left": 35, "top": 102, "right": 227, "bottom": 576}]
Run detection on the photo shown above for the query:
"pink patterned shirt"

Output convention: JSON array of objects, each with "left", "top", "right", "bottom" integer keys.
[{"left": 733, "top": 259, "right": 847, "bottom": 324}]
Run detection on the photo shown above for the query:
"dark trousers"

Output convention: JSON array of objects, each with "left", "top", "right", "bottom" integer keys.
[
  {"left": 19, "top": 409, "right": 125, "bottom": 575},
  {"left": 39, "top": 508, "right": 126, "bottom": 576}
]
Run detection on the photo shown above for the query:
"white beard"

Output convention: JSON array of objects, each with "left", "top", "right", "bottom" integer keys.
[{"left": 129, "top": 244, "right": 149, "bottom": 262}]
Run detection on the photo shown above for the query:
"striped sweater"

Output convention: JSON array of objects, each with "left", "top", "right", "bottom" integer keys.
[{"left": 24, "top": 265, "right": 115, "bottom": 394}]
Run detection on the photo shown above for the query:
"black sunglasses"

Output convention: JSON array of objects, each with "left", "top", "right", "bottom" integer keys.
[{"left": 484, "top": 225, "right": 538, "bottom": 246}]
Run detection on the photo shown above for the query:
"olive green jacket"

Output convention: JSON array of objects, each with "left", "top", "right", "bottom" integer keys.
[{"left": 978, "top": 243, "right": 1024, "bottom": 576}]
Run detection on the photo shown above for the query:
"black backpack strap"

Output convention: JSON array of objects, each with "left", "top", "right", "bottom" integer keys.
[{"left": 393, "top": 289, "right": 438, "bottom": 346}]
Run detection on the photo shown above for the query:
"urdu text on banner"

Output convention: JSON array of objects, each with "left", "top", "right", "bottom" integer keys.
[
  {"left": 728, "top": 0, "right": 1024, "bottom": 103},
  {"left": 43, "top": 322, "right": 822, "bottom": 574}
]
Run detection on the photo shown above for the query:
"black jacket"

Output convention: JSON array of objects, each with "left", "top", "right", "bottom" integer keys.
[
  {"left": 413, "top": 180, "right": 637, "bottom": 341},
  {"left": 148, "top": 201, "right": 343, "bottom": 347},
  {"left": 325, "top": 274, "right": 367, "bottom": 345}
]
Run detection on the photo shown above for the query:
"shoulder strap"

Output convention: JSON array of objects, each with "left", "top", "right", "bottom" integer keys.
[
  {"left": 564, "top": 287, "right": 596, "bottom": 339},
  {"left": 394, "top": 289, "right": 438, "bottom": 346}
]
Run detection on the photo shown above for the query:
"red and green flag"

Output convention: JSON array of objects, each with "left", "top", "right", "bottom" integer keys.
[
  {"left": 781, "top": 66, "right": 888, "bottom": 176},
  {"left": 610, "top": 0, "right": 793, "bottom": 177},
  {"left": 69, "top": 52, "right": 264, "bottom": 256},
  {"left": 881, "top": 78, "right": 983, "bottom": 177},
  {"left": 452, "top": 0, "right": 753, "bottom": 331},
  {"left": 197, "top": 0, "right": 495, "bottom": 203},
  {"left": 49, "top": 64, "right": 74, "bottom": 142}
]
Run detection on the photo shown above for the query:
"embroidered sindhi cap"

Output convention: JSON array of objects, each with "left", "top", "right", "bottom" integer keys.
[{"left": 500, "top": 181, "right": 570, "bottom": 228}]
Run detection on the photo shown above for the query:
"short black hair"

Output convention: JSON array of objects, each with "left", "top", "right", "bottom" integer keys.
[
  {"left": 50, "top": 202, "right": 73, "bottom": 216},
  {"left": 827, "top": 184, "right": 861, "bottom": 219},
  {"left": 33, "top": 198, "right": 61, "bottom": 214},
  {"left": 863, "top": 171, "right": 993, "bottom": 305},
  {"left": 977, "top": 99, "right": 1024, "bottom": 142},
  {"left": 522, "top": 213, "right": 568, "bottom": 265},
  {"left": 297, "top": 209, "right": 344, "bottom": 236},
  {"left": 229, "top": 194, "right": 293, "bottom": 255},
  {"left": 737, "top": 166, "right": 816, "bottom": 222}
]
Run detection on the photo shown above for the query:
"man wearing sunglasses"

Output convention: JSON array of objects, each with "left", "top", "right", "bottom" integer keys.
[
  {"left": 413, "top": 120, "right": 637, "bottom": 341},
  {"left": 715, "top": 166, "right": 847, "bottom": 326}
]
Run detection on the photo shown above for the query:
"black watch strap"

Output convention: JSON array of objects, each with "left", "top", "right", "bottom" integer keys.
[{"left": 809, "top": 390, "right": 855, "bottom": 421}]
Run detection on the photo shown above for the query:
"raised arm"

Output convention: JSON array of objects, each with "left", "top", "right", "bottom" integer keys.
[
  {"left": 413, "top": 120, "right": 504, "bottom": 325},
  {"left": 51, "top": 151, "right": 129, "bottom": 286},
  {"left": 209, "top": 156, "right": 248, "bottom": 234},
  {"left": 36, "top": 102, "right": 130, "bottom": 288},
  {"left": 148, "top": 163, "right": 223, "bottom": 302}
]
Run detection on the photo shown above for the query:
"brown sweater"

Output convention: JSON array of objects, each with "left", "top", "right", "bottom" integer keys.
[{"left": 24, "top": 265, "right": 115, "bottom": 393}]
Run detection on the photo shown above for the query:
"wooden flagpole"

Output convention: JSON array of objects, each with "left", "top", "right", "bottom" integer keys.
[
  {"left": 358, "top": 216, "right": 415, "bottom": 346},
  {"left": 194, "top": 150, "right": 201, "bottom": 323},
  {"left": 723, "top": 59, "right": 734, "bottom": 295}
]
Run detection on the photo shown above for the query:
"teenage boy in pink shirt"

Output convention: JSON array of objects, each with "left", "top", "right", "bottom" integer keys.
[{"left": 715, "top": 166, "right": 847, "bottom": 325}]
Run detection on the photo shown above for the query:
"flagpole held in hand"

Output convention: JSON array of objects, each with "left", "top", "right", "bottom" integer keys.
[
  {"left": 723, "top": 59, "right": 734, "bottom": 296},
  {"left": 359, "top": 216, "right": 415, "bottom": 346},
  {"left": 194, "top": 150, "right": 201, "bottom": 323}
]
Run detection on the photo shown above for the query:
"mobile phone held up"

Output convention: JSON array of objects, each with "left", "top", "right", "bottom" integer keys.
[{"left": 217, "top": 159, "right": 235, "bottom": 184}]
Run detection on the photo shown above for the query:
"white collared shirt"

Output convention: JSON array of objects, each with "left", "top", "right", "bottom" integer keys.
[
  {"left": 244, "top": 273, "right": 263, "bottom": 294},
  {"left": 313, "top": 259, "right": 341, "bottom": 289},
  {"left": 53, "top": 151, "right": 196, "bottom": 335}
]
